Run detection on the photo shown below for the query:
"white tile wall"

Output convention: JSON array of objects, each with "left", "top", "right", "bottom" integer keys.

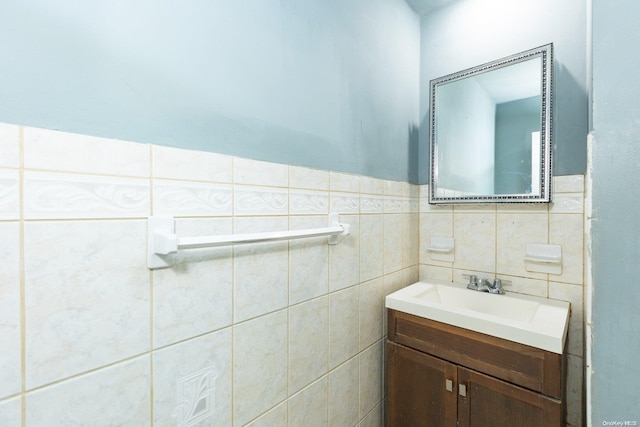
[
  {"left": 152, "top": 145, "right": 233, "bottom": 183},
  {"left": 359, "top": 341, "right": 383, "bottom": 419},
  {"left": 244, "top": 402, "right": 287, "bottom": 427},
  {"left": 152, "top": 180, "right": 233, "bottom": 217},
  {"left": 26, "top": 356, "right": 151, "bottom": 426},
  {"left": 0, "top": 223, "right": 20, "bottom": 398},
  {"left": 289, "top": 216, "right": 330, "bottom": 304},
  {"left": 153, "top": 328, "right": 232, "bottom": 427},
  {"left": 288, "top": 377, "right": 329, "bottom": 427},
  {"left": 360, "top": 403, "right": 383, "bottom": 427},
  {"left": 23, "top": 171, "right": 150, "bottom": 220},
  {"left": 0, "top": 397, "right": 21, "bottom": 426},
  {"left": 419, "top": 174, "right": 587, "bottom": 427},
  {"left": 383, "top": 214, "right": 404, "bottom": 273},
  {"left": 328, "top": 357, "right": 359, "bottom": 426},
  {"left": 232, "top": 217, "right": 289, "bottom": 323},
  {"left": 234, "top": 185, "right": 289, "bottom": 216},
  {"left": 234, "top": 157, "right": 288, "bottom": 187},
  {"left": 0, "top": 122, "right": 420, "bottom": 426},
  {"left": 360, "top": 214, "right": 384, "bottom": 281},
  {"left": 288, "top": 297, "right": 329, "bottom": 394},
  {"left": 329, "top": 215, "right": 360, "bottom": 291},
  {"left": 0, "top": 123, "right": 20, "bottom": 168},
  {"left": 23, "top": 126, "right": 150, "bottom": 177},
  {"left": 0, "top": 170, "right": 19, "bottom": 219},
  {"left": 24, "top": 220, "right": 150, "bottom": 389},
  {"left": 1, "top": 121, "right": 589, "bottom": 427},
  {"left": 359, "top": 278, "right": 384, "bottom": 351},
  {"left": 289, "top": 166, "right": 329, "bottom": 191},
  {"left": 329, "top": 286, "right": 360, "bottom": 369},
  {"left": 233, "top": 310, "right": 288, "bottom": 427},
  {"left": 152, "top": 218, "right": 233, "bottom": 348}
]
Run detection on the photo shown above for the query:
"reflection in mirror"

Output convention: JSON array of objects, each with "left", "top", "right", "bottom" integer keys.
[{"left": 429, "top": 44, "right": 553, "bottom": 204}]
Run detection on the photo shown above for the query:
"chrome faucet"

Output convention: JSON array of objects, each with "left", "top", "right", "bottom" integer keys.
[{"left": 466, "top": 275, "right": 505, "bottom": 295}]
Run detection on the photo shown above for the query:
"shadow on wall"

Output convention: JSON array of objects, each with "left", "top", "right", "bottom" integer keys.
[
  {"left": 554, "top": 61, "right": 588, "bottom": 176},
  {"left": 408, "top": 123, "right": 421, "bottom": 184},
  {"left": 418, "top": 113, "right": 431, "bottom": 185}
]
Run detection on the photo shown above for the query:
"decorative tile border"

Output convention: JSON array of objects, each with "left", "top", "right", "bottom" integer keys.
[
  {"left": 360, "top": 196, "right": 384, "bottom": 214},
  {"left": 23, "top": 171, "right": 149, "bottom": 219},
  {"left": 330, "top": 193, "right": 359, "bottom": 214},
  {"left": 234, "top": 185, "right": 288, "bottom": 216},
  {"left": 383, "top": 197, "right": 404, "bottom": 213},
  {"left": 153, "top": 180, "right": 233, "bottom": 217},
  {"left": 289, "top": 190, "right": 329, "bottom": 215}
]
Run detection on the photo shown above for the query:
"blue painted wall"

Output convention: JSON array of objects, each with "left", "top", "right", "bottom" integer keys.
[
  {"left": 0, "top": 0, "right": 420, "bottom": 182},
  {"left": 494, "top": 96, "right": 540, "bottom": 194},
  {"left": 419, "top": 0, "right": 588, "bottom": 183},
  {"left": 591, "top": 0, "right": 640, "bottom": 422}
]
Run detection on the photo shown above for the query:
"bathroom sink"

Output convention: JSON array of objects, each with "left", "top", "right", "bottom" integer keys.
[{"left": 386, "top": 280, "right": 570, "bottom": 353}]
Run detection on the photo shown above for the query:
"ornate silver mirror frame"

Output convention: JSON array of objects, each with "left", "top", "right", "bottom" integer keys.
[{"left": 429, "top": 43, "right": 553, "bottom": 204}]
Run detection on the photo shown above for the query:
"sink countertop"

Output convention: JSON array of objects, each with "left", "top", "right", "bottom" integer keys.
[{"left": 385, "top": 280, "right": 570, "bottom": 354}]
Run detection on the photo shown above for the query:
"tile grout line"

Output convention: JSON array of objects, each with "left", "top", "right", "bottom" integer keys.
[
  {"left": 230, "top": 155, "right": 235, "bottom": 427},
  {"left": 285, "top": 164, "right": 291, "bottom": 426},
  {"left": 148, "top": 143, "right": 155, "bottom": 426},
  {"left": 19, "top": 125, "right": 26, "bottom": 427}
]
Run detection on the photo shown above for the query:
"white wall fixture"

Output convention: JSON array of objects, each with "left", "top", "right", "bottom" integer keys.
[
  {"left": 425, "top": 236, "right": 455, "bottom": 262},
  {"left": 147, "top": 213, "right": 351, "bottom": 269},
  {"left": 525, "top": 243, "right": 562, "bottom": 274}
]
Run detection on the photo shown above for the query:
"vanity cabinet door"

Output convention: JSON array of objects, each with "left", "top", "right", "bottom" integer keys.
[
  {"left": 457, "top": 367, "right": 563, "bottom": 427},
  {"left": 386, "top": 342, "right": 457, "bottom": 427}
]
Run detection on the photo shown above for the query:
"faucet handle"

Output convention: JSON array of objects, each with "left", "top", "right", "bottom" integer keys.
[
  {"left": 491, "top": 278, "right": 506, "bottom": 294},
  {"left": 466, "top": 274, "right": 479, "bottom": 290}
]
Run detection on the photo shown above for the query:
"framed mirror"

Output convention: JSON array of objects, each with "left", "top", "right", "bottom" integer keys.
[{"left": 428, "top": 43, "right": 553, "bottom": 204}]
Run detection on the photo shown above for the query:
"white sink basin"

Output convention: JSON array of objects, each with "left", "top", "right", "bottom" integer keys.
[{"left": 386, "top": 280, "right": 570, "bottom": 354}]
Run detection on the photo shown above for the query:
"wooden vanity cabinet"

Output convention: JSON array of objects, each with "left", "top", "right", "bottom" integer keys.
[{"left": 386, "top": 309, "right": 565, "bottom": 427}]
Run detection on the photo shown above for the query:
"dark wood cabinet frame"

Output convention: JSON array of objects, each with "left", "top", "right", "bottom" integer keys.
[{"left": 386, "top": 309, "right": 566, "bottom": 426}]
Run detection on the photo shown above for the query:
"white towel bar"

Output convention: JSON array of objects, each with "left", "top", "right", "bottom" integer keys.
[{"left": 148, "top": 213, "right": 350, "bottom": 269}]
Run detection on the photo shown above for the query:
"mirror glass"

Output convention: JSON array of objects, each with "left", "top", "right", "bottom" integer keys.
[{"left": 429, "top": 44, "right": 553, "bottom": 204}]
